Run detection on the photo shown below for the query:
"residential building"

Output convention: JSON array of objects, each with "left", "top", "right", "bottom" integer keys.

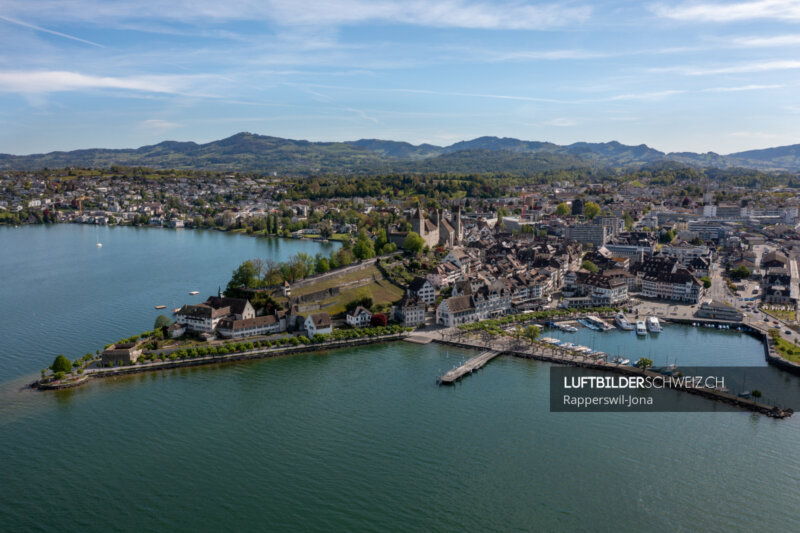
[
  {"left": 407, "top": 276, "right": 436, "bottom": 305},
  {"left": 346, "top": 306, "right": 373, "bottom": 327},
  {"left": 436, "top": 295, "right": 476, "bottom": 327},
  {"left": 393, "top": 296, "right": 426, "bottom": 327},
  {"left": 304, "top": 312, "right": 333, "bottom": 336}
]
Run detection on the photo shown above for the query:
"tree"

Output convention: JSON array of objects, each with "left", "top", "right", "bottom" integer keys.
[
  {"left": 370, "top": 313, "right": 388, "bottom": 327},
  {"left": 583, "top": 201, "right": 601, "bottom": 220},
  {"left": 555, "top": 202, "right": 570, "bottom": 216},
  {"left": 319, "top": 220, "right": 334, "bottom": 239},
  {"left": 375, "top": 228, "right": 388, "bottom": 253},
  {"left": 315, "top": 255, "right": 330, "bottom": 273},
  {"left": 403, "top": 231, "right": 425, "bottom": 254},
  {"left": 730, "top": 265, "right": 751, "bottom": 280},
  {"left": 226, "top": 260, "right": 259, "bottom": 295},
  {"left": 635, "top": 357, "right": 653, "bottom": 369},
  {"left": 154, "top": 314, "right": 172, "bottom": 330},
  {"left": 700, "top": 276, "right": 711, "bottom": 289},
  {"left": 353, "top": 229, "right": 376, "bottom": 260},
  {"left": 659, "top": 229, "right": 675, "bottom": 244},
  {"left": 751, "top": 389, "right": 762, "bottom": 399},
  {"left": 51, "top": 354, "right": 72, "bottom": 373},
  {"left": 623, "top": 212, "right": 634, "bottom": 230},
  {"left": 580, "top": 260, "right": 599, "bottom": 274},
  {"left": 523, "top": 325, "right": 541, "bottom": 346}
]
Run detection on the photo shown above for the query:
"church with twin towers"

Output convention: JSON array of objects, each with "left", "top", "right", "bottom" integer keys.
[{"left": 409, "top": 204, "right": 464, "bottom": 249}]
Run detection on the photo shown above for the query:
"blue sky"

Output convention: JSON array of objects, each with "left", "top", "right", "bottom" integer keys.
[{"left": 2, "top": 0, "right": 800, "bottom": 155}]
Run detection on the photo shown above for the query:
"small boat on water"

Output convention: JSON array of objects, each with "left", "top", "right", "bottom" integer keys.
[
  {"left": 578, "top": 319, "right": 600, "bottom": 331},
  {"left": 586, "top": 315, "right": 614, "bottom": 331},
  {"left": 636, "top": 321, "right": 647, "bottom": 336},
  {"left": 189, "top": 291, "right": 199, "bottom": 295},
  {"left": 96, "top": 242, "right": 102, "bottom": 247},
  {"left": 611, "top": 356, "right": 630, "bottom": 365},
  {"left": 172, "top": 308, "right": 181, "bottom": 314},
  {"left": 647, "top": 316, "right": 662, "bottom": 333},
  {"left": 155, "top": 305, "right": 166, "bottom": 309},
  {"left": 615, "top": 313, "right": 634, "bottom": 331},
  {"left": 557, "top": 323, "right": 578, "bottom": 332}
]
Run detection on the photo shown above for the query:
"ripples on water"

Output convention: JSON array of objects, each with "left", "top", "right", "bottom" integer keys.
[{"left": 1, "top": 226, "right": 800, "bottom": 531}]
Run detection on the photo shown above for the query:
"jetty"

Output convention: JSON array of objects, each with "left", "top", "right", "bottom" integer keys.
[
  {"left": 434, "top": 330, "right": 793, "bottom": 418},
  {"left": 439, "top": 350, "right": 502, "bottom": 384}
]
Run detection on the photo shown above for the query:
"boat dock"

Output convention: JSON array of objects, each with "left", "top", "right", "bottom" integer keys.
[
  {"left": 433, "top": 334, "right": 792, "bottom": 418},
  {"left": 439, "top": 350, "right": 502, "bottom": 384}
]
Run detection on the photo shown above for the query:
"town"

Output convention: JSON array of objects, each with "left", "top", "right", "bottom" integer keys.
[{"left": 10, "top": 166, "right": 800, "bottom": 379}]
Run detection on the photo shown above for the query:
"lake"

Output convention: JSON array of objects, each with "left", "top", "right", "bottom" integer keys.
[{"left": 1, "top": 225, "right": 799, "bottom": 532}]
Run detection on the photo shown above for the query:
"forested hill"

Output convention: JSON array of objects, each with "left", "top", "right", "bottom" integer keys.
[{"left": 3, "top": 132, "right": 800, "bottom": 175}]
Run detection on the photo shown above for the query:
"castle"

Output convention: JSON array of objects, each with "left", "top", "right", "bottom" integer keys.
[{"left": 399, "top": 205, "right": 464, "bottom": 249}]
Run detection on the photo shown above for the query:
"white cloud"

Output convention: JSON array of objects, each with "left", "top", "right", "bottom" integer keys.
[
  {"left": 140, "top": 119, "right": 182, "bottom": 130},
  {"left": 652, "top": 60, "right": 800, "bottom": 75},
  {"left": 702, "top": 84, "right": 784, "bottom": 91},
  {"left": 652, "top": 0, "right": 800, "bottom": 22},
  {"left": 543, "top": 118, "right": 577, "bottom": 126},
  {"left": 0, "top": 70, "right": 204, "bottom": 94},
  {"left": 0, "top": 15, "right": 104, "bottom": 47},
  {"left": 483, "top": 49, "right": 608, "bottom": 61},
  {"left": 2, "top": 0, "right": 592, "bottom": 30},
  {"left": 729, "top": 131, "right": 785, "bottom": 139},
  {"left": 606, "top": 90, "right": 686, "bottom": 100},
  {"left": 730, "top": 34, "right": 800, "bottom": 47}
]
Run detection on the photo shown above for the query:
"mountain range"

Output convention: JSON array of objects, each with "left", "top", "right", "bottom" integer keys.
[{"left": 3, "top": 132, "right": 800, "bottom": 175}]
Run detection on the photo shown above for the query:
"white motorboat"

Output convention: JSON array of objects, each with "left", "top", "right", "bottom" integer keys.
[
  {"left": 647, "top": 316, "right": 662, "bottom": 333},
  {"left": 615, "top": 313, "right": 634, "bottom": 331}
]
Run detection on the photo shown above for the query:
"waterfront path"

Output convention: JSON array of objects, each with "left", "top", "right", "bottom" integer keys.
[{"left": 439, "top": 350, "right": 501, "bottom": 384}]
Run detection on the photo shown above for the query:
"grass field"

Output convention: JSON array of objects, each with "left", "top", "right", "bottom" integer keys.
[{"left": 278, "top": 264, "right": 405, "bottom": 316}]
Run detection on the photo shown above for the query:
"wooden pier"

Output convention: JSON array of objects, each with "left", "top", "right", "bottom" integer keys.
[{"left": 439, "top": 350, "right": 502, "bottom": 384}]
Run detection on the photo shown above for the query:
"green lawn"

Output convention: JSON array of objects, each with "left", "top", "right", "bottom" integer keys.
[
  {"left": 290, "top": 265, "right": 383, "bottom": 297},
  {"left": 771, "top": 334, "right": 800, "bottom": 364},
  {"left": 761, "top": 307, "right": 796, "bottom": 322},
  {"left": 276, "top": 265, "right": 405, "bottom": 316}
]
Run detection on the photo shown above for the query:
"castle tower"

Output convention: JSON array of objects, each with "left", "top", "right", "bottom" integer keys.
[{"left": 411, "top": 206, "right": 425, "bottom": 237}]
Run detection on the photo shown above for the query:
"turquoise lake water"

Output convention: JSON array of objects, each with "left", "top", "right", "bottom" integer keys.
[{"left": 2, "top": 225, "right": 800, "bottom": 532}]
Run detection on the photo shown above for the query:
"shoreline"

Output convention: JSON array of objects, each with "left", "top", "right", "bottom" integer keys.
[
  {"left": 0, "top": 221, "right": 349, "bottom": 245},
  {"left": 32, "top": 333, "right": 408, "bottom": 390},
  {"left": 30, "top": 320, "right": 796, "bottom": 418}
]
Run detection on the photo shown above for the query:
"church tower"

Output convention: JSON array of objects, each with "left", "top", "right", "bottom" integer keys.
[{"left": 453, "top": 204, "right": 463, "bottom": 245}]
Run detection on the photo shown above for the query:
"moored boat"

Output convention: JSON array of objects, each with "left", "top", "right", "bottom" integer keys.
[
  {"left": 615, "top": 313, "right": 634, "bottom": 331},
  {"left": 647, "top": 316, "right": 662, "bottom": 333},
  {"left": 636, "top": 321, "right": 647, "bottom": 336}
]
